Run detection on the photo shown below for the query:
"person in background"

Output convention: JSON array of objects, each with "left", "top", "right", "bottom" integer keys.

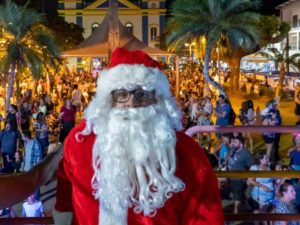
[
  {"left": 38, "top": 99, "right": 47, "bottom": 116},
  {"left": 19, "top": 101, "right": 32, "bottom": 132},
  {"left": 274, "top": 182, "right": 299, "bottom": 225},
  {"left": 247, "top": 152, "right": 275, "bottom": 213},
  {"left": 33, "top": 112, "right": 49, "bottom": 157},
  {"left": 261, "top": 112, "right": 277, "bottom": 162},
  {"left": 0, "top": 121, "right": 22, "bottom": 173},
  {"left": 215, "top": 94, "right": 231, "bottom": 127},
  {"left": 288, "top": 135, "right": 300, "bottom": 171},
  {"left": 215, "top": 134, "right": 231, "bottom": 169},
  {"left": 22, "top": 192, "right": 45, "bottom": 218},
  {"left": 5, "top": 104, "right": 19, "bottom": 130},
  {"left": 71, "top": 84, "right": 83, "bottom": 116},
  {"left": 226, "top": 135, "right": 252, "bottom": 214},
  {"left": 44, "top": 95, "right": 54, "bottom": 116},
  {"left": 22, "top": 130, "right": 43, "bottom": 172},
  {"left": 12, "top": 150, "right": 23, "bottom": 173},
  {"left": 58, "top": 98, "right": 76, "bottom": 143}
]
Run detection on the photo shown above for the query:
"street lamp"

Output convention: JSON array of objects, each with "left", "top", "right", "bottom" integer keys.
[{"left": 185, "top": 42, "right": 195, "bottom": 70}]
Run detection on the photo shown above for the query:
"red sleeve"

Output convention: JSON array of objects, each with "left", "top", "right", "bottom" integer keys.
[
  {"left": 181, "top": 166, "right": 224, "bottom": 225},
  {"left": 55, "top": 128, "right": 74, "bottom": 212},
  {"left": 176, "top": 132, "right": 224, "bottom": 225}
]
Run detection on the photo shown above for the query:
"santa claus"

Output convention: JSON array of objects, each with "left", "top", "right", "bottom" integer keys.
[{"left": 54, "top": 48, "right": 224, "bottom": 225}]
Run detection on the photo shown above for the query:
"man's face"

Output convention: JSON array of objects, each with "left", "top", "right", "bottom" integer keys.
[
  {"left": 111, "top": 88, "right": 156, "bottom": 108},
  {"left": 5, "top": 123, "right": 11, "bottom": 130},
  {"left": 218, "top": 97, "right": 224, "bottom": 104},
  {"left": 232, "top": 139, "right": 241, "bottom": 150}
]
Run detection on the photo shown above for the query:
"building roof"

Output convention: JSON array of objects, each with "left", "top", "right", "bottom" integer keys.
[
  {"left": 62, "top": 0, "right": 172, "bottom": 57},
  {"left": 276, "top": 0, "right": 299, "bottom": 9}
]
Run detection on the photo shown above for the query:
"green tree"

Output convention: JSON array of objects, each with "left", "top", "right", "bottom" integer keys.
[
  {"left": 0, "top": 1, "right": 60, "bottom": 109},
  {"left": 258, "top": 46, "right": 300, "bottom": 97},
  {"left": 46, "top": 16, "right": 84, "bottom": 51},
  {"left": 225, "top": 15, "right": 290, "bottom": 92},
  {"left": 167, "top": 0, "right": 261, "bottom": 96}
]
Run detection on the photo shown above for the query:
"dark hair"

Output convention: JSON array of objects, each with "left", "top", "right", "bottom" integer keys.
[
  {"left": 278, "top": 182, "right": 293, "bottom": 198},
  {"left": 247, "top": 100, "right": 254, "bottom": 110},
  {"left": 15, "top": 150, "right": 23, "bottom": 161},
  {"left": 252, "top": 151, "right": 266, "bottom": 165},
  {"left": 23, "top": 130, "right": 32, "bottom": 139},
  {"left": 73, "top": 84, "right": 78, "bottom": 89},
  {"left": 11, "top": 104, "right": 18, "bottom": 112},
  {"left": 218, "top": 94, "right": 225, "bottom": 100},
  {"left": 36, "top": 112, "right": 44, "bottom": 122},
  {"left": 233, "top": 135, "right": 245, "bottom": 145}
]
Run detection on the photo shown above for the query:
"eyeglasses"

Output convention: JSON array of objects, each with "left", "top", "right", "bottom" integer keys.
[{"left": 111, "top": 89, "right": 155, "bottom": 103}]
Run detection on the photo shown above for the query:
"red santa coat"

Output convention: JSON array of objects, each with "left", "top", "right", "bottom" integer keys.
[{"left": 55, "top": 121, "right": 224, "bottom": 225}]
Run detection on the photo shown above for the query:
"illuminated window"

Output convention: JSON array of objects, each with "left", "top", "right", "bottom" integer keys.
[
  {"left": 150, "top": 27, "right": 158, "bottom": 41},
  {"left": 92, "top": 23, "right": 99, "bottom": 33},
  {"left": 125, "top": 22, "right": 133, "bottom": 34}
]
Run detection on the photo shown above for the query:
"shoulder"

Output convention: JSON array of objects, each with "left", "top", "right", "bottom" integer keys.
[
  {"left": 63, "top": 120, "right": 95, "bottom": 161},
  {"left": 175, "top": 132, "right": 212, "bottom": 173},
  {"left": 249, "top": 165, "right": 258, "bottom": 171}
]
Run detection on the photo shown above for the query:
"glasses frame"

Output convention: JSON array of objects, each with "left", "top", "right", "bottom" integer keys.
[{"left": 111, "top": 89, "right": 156, "bottom": 103}]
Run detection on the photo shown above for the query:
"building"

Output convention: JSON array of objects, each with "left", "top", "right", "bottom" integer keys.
[
  {"left": 58, "top": 0, "right": 167, "bottom": 48},
  {"left": 276, "top": 0, "right": 300, "bottom": 55}
]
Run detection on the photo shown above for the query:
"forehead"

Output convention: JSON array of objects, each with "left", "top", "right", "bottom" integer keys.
[
  {"left": 112, "top": 84, "right": 143, "bottom": 92},
  {"left": 287, "top": 185, "right": 294, "bottom": 192}
]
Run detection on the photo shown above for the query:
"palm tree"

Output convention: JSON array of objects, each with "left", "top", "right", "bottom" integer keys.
[
  {"left": 0, "top": 1, "right": 60, "bottom": 110},
  {"left": 259, "top": 46, "right": 300, "bottom": 97},
  {"left": 167, "top": 0, "right": 261, "bottom": 96}
]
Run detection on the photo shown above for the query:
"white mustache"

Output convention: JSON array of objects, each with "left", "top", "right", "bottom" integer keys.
[{"left": 110, "top": 106, "right": 156, "bottom": 121}]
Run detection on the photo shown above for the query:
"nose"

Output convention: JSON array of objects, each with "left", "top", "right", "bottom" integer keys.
[{"left": 124, "top": 94, "right": 139, "bottom": 108}]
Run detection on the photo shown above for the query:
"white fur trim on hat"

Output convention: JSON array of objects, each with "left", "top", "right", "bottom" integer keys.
[{"left": 97, "top": 64, "right": 171, "bottom": 98}]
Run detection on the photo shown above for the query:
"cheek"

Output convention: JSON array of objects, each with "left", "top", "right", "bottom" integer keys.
[{"left": 113, "top": 102, "right": 126, "bottom": 108}]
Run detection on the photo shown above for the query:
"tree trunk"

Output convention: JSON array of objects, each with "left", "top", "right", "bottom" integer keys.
[
  {"left": 15, "top": 73, "right": 20, "bottom": 99},
  {"left": 5, "top": 62, "right": 17, "bottom": 112},
  {"left": 229, "top": 56, "right": 241, "bottom": 93},
  {"left": 276, "top": 63, "right": 285, "bottom": 97},
  {"left": 46, "top": 72, "right": 51, "bottom": 93},
  {"left": 203, "top": 42, "right": 226, "bottom": 97}
]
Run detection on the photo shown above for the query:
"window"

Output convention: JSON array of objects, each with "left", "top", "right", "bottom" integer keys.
[
  {"left": 293, "top": 15, "right": 298, "bottom": 28},
  {"left": 289, "top": 33, "right": 297, "bottom": 50},
  {"left": 150, "top": 27, "right": 158, "bottom": 41},
  {"left": 91, "top": 23, "right": 99, "bottom": 33},
  {"left": 151, "top": 3, "right": 157, "bottom": 8},
  {"left": 125, "top": 22, "right": 133, "bottom": 34}
]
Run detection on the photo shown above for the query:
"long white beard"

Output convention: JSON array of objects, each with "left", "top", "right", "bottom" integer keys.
[{"left": 89, "top": 105, "right": 185, "bottom": 225}]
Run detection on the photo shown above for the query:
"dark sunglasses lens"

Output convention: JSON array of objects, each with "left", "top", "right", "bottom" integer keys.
[{"left": 134, "top": 89, "right": 151, "bottom": 102}]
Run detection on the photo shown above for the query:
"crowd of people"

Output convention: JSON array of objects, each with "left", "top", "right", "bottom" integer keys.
[
  {"left": 0, "top": 60, "right": 299, "bottom": 224},
  {"left": 0, "top": 72, "right": 95, "bottom": 218}
]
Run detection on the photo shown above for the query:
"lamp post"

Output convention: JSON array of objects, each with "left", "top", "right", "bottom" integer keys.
[{"left": 185, "top": 42, "right": 195, "bottom": 71}]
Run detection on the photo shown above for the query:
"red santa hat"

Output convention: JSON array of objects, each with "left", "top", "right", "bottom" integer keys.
[{"left": 96, "top": 48, "right": 171, "bottom": 99}]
